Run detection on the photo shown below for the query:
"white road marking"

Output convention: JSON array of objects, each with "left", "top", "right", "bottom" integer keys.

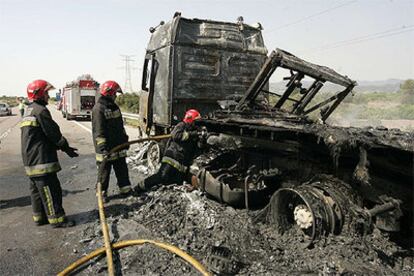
[
  {"left": 72, "top": 121, "right": 92, "bottom": 134},
  {"left": 0, "top": 121, "right": 19, "bottom": 143}
]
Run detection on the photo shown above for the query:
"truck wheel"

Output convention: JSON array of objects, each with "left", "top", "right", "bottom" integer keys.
[{"left": 147, "top": 141, "right": 166, "bottom": 174}]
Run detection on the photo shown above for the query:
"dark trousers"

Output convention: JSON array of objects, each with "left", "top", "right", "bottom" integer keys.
[
  {"left": 143, "top": 163, "right": 185, "bottom": 190},
  {"left": 19, "top": 109, "right": 24, "bottom": 117},
  {"left": 30, "top": 173, "right": 65, "bottom": 224},
  {"left": 97, "top": 157, "right": 131, "bottom": 193}
]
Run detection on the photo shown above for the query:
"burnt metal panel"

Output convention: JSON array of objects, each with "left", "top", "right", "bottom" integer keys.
[
  {"left": 174, "top": 18, "right": 267, "bottom": 54},
  {"left": 236, "top": 49, "right": 356, "bottom": 121},
  {"left": 152, "top": 46, "right": 172, "bottom": 126},
  {"left": 173, "top": 46, "right": 265, "bottom": 99},
  {"left": 144, "top": 15, "right": 268, "bottom": 129},
  {"left": 147, "top": 19, "right": 175, "bottom": 52},
  {"left": 275, "top": 49, "right": 355, "bottom": 87},
  {"left": 170, "top": 45, "right": 266, "bottom": 124},
  {"left": 147, "top": 16, "right": 267, "bottom": 55}
]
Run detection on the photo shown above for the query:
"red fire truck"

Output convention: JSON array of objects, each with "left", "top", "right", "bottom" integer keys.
[{"left": 61, "top": 75, "right": 99, "bottom": 120}]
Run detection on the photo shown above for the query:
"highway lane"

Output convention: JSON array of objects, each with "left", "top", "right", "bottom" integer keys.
[
  {"left": 0, "top": 109, "right": 21, "bottom": 146},
  {"left": 0, "top": 105, "right": 139, "bottom": 275}
]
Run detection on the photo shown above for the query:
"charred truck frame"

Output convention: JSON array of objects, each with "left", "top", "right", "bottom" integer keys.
[{"left": 139, "top": 14, "right": 413, "bottom": 248}]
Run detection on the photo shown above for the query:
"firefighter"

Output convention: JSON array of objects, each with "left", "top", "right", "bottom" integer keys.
[
  {"left": 21, "top": 80, "right": 79, "bottom": 228},
  {"left": 136, "top": 109, "right": 204, "bottom": 191},
  {"left": 92, "top": 80, "right": 132, "bottom": 201}
]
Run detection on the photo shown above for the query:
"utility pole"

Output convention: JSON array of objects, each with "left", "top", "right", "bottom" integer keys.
[{"left": 120, "top": 54, "right": 136, "bottom": 93}]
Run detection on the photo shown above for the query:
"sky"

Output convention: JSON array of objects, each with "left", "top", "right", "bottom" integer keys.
[{"left": 0, "top": 0, "right": 413, "bottom": 96}]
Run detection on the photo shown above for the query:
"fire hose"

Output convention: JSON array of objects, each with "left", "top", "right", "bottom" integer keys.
[{"left": 58, "top": 134, "right": 211, "bottom": 276}]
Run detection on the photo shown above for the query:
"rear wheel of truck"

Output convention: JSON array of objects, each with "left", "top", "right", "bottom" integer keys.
[{"left": 147, "top": 140, "right": 166, "bottom": 175}]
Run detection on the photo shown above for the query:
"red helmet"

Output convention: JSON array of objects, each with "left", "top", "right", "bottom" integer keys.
[
  {"left": 183, "top": 109, "right": 201, "bottom": 123},
  {"left": 100, "top": 80, "right": 123, "bottom": 96},
  {"left": 27, "top": 80, "right": 55, "bottom": 101}
]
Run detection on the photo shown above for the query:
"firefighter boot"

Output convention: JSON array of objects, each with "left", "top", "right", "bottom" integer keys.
[
  {"left": 52, "top": 217, "right": 75, "bottom": 228},
  {"left": 134, "top": 180, "right": 147, "bottom": 194},
  {"left": 34, "top": 217, "right": 49, "bottom": 226},
  {"left": 119, "top": 186, "right": 133, "bottom": 198}
]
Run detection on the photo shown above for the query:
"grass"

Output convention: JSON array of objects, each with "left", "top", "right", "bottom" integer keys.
[{"left": 332, "top": 91, "right": 414, "bottom": 120}]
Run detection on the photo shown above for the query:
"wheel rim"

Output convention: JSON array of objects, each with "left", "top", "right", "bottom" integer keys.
[{"left": 147, "top": 142, "right": 161, "bottom": 174}]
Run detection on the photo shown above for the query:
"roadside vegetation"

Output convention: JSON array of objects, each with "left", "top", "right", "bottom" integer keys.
[
  {"left": 116, "top": 93, "right": 139, "bottom": 113},
  {"left": 0, "top": 96, "right": 20, "bottom": 107},
  {"left": 334, "top": 79, "right": 414, "bottom": 120}
]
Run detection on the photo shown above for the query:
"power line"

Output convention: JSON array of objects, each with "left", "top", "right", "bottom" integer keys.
[
  {"left": 326, "top": 28, "right": 414, "bottom": 49},
  {"left": 309, "top": 25, "right": 414, "bottom": 51},
  {"left": 302, "top": 25, "right": 414, "bottom": 53},
  {"left": 265, "top": 0, "right": 357, "bottom": 33}
]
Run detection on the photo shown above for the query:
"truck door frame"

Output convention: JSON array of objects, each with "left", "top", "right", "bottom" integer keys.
[{"left": 140, "top": 53, "right": 158, "bottom": 133}]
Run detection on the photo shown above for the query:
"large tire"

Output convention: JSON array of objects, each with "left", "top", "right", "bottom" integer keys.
[
  {"left": 147, "top": 142, "right": 162, "bottom": 174},
  {"left": 147, "top": 140, "right": 167, "bottom": 174}
]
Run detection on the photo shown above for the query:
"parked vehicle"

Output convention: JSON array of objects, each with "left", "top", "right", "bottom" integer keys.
[
  {"left": 61, "top": 75, "right": 99, "bottom": 120},
  {"left": 0, "top": 103, "right": 12, "bottom": 116}
]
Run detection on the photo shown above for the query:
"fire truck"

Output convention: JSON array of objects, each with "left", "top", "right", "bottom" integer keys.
[{"left": 61, "top": 75, "right": 99, "bottom": 120}]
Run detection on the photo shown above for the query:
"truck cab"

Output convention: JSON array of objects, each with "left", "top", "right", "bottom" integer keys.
[{"left": 139, "top": 14, "right": 268, "bottom": 134}]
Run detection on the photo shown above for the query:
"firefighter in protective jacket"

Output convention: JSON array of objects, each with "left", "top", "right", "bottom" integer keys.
[
  {"left": 21, "top": 80, "right": 78, "bottom": 228},
  {"left": 92, "top": 81, "right": 132, "bottom": 200},
  {"left": 137, "top": 109, "right": 203, "bottom": 191}
]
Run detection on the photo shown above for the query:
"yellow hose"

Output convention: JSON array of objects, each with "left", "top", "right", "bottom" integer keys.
[
  {"left": 109, "top": 134, "right": 172, "bottom": 154},
  {"left": 96, "top": 181, "right": 115, "bottom": 276},
  {"left": 57, "top": 239, "right": 211, "bottom": 276},
  {"left": 58, "top": 134, "right": 210, "bottom": 275},
  {"left": 95, "top": 134, "right": 172, "bottom": 275}
]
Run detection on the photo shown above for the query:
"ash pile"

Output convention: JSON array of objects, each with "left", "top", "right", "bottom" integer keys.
[{"left": 74, "top": 144, "right": 413, "bottom": 275}]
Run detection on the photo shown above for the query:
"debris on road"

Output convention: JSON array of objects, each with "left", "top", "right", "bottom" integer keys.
[
  {"left": 76, "top": 14, "right": 413, "bottom": 274},
  {"left": 76, "top": 181, "right": 413, "bottom": 275}
]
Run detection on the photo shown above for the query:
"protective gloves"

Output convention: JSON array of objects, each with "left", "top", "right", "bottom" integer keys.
[
  {"left": 65, "top": 146, "right": 79, "bottom": 158},
  {"left": 198, "top": 126, "right": 208, "bottom": 140}
]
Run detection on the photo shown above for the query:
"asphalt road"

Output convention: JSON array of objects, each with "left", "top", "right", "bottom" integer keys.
[{"left": 0, "top": 106, "right": 139, "bottom": 275}]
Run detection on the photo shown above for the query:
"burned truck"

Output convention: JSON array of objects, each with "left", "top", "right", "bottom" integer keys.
[
  {"left": 137, "top": 14, "right": 267, "bottom": 167},
  {"left": 138, "top": 14, "right": 413, "bottom": 248},
  {"left": 194, "top": 49, "right": 413, "bottom": 248},
  {"left": 138, "top": 15, "right": 267, "bottom": 135}
]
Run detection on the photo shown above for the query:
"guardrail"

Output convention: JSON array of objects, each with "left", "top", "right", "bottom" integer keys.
[{"left": 122, "top": 112, "right": 139, "bottom": 120}]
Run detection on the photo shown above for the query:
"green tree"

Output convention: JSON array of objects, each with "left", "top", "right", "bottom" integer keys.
[{"left": 116, "top": 93, "right": 139, "bottom": 113}]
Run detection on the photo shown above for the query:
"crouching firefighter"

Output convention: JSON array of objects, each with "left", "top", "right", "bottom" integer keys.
[
  {"left": 21, "top": 80, "right": 79, "bottom": 228},
  {"left": 136, "top": 109, "right": 205, "bottom": 191},
  {"left": 92, "top": 81, "right": 132, "bottom": 201}
]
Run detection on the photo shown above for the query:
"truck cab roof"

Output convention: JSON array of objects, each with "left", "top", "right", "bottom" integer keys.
[{"left": 147, "top": 15, "right": 267, "bottom": 55}]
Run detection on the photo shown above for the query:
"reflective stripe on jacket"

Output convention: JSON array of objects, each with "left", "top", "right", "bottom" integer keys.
[
  {"left": 92, "top": 96, "right": 128, "bottom": 155},
  {"left": 161, "top": 156, "right": 188, "bottom": 173},
  {"left": 24, "top": 162, "right": 62, "bottom": 176},
  {"left": 21, "top": 102, "right": 68, "bottom": 177},
  {"left": 96, "top": 150, "right": 128, "bottom": 162}
]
